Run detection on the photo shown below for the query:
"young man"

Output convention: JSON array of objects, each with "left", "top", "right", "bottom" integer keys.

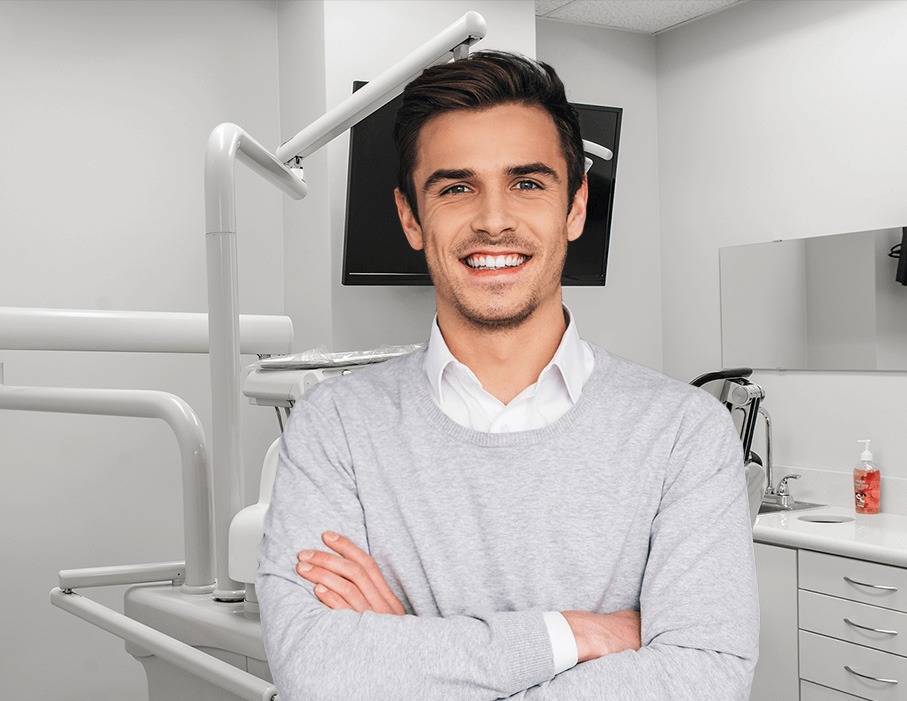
[{"left": 258, "top": 52, "right": 759, "bottom": 700}]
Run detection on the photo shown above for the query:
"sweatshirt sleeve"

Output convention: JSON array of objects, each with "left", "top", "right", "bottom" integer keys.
[
  {"left": 256, "top": 396, "right": 556, "bottom": 701},
  {"left": 512, "top": 394, "right": 760, "bottom": 700}
]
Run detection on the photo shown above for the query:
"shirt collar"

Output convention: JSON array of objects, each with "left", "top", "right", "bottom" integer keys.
[{"left": 423, "top": 306, "right": 587, "bottom": 406}]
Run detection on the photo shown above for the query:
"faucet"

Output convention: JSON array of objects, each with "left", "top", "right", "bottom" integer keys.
[
  {"left": 775, "top": 474, "right": 801, "bottom": 508},
  {"left": 759, "top": 406, "right": 774, "bottom": 496}
]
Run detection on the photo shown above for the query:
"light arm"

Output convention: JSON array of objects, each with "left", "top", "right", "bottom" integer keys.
[
  {"left": 582, "top": 139, "right": 613, "bottom": 173},
  {"left": 275, "top": 11, "right": 486, "bottom": 164}
]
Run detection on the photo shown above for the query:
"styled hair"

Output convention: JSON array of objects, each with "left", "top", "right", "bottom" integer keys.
[{"left": 393, "top": 50, "right": 584, "bottom": 222}]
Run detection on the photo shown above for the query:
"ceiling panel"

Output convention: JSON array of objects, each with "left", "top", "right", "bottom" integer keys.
[{"left": 536, "top": 0, "right": 746, "bottom": 34}]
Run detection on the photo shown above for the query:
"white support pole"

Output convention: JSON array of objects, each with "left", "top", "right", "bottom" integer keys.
[
  {"left": 51, "top": 589, "right": 277, "bottom": 701},
  {"left": 0, "top": 383, "right": 215, "bottom": 593},
  {"left": 205, "top": 124, "right": 307, "bottom": 601}
]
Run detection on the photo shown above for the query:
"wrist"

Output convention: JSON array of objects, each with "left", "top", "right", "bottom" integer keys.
[{"left": 561, "top": 610, "right": 594, "bottom": 663}]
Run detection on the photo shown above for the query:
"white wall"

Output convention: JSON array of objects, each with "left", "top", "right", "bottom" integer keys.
[
  {"left": 656, "top": 0, "right": 907, "bottom": 510},
  {"left": 537, "top": 19, "right": 662, "bottom": 370},
  {"left": 278, "top": 0, "right": 333, "bottom": 350},
  {"left": 0, "top": 1, "right": 283, "bottom": 697}
]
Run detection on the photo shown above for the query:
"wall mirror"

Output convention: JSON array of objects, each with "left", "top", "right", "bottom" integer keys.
[{"left": 720, "top": 227, "right": 907, "bottom": 371}]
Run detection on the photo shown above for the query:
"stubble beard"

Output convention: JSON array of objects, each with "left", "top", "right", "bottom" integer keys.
[{"left": 426, "top": 231, "right": 568, "bottom": 332}]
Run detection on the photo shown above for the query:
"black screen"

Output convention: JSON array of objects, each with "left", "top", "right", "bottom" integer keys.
[{"left": 342, "top": 82, "right": 621, "bottom": 286}]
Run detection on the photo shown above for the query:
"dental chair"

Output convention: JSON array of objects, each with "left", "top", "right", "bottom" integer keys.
[{"left": 690, "top": 368, "right": 768, "bottom": 525}]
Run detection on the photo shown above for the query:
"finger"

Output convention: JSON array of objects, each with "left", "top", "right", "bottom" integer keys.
[
  {"left": 323, "top": 532, "right": 404, "bottom": 615},
  {"left": 298, "top": 549, "right": 394, "bottom": 614},
  {"left": 297, "top": 559, "right": 355, "bottom": 610},
  {"left": 309, "top": 537, "right": 402, "bottom": 615},
  {"left": 313, "top": 583, "right": 352, "bottom": 611},
  {"left": 296, "top": 561, "right": 370, "bottom": 613},
  {"left": 322, "top": 532, "right": 406, "bottom": 615}
]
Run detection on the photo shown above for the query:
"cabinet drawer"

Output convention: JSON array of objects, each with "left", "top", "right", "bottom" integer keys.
[
  {"left": 799, "top": 551, "right": 907, "bottom": 612},
  {"left": 800, "top": 631, "right": 906, "bottom": 700},
  {"left": 800, "top": 589, "right": 907, "bottom": 657},
  {"left": 801, "top": 680, "right": 872, "bottom": 700}
]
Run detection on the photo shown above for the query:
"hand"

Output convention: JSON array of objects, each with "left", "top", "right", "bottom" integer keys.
[
  {"left": 561, "top": 609, "right": 641, "bottom": 663},
  {"left": 296, "top": 531, "right": 405, "bottom": 615}
]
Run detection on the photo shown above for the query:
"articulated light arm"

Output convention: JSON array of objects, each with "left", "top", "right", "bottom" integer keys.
[
  {"left": 203, "top": 11, "right": 486, "bottom": 602},
  {"left": 582, "top": 139, "right": 613, "bottom": 173},
  {"left": 275, "top": 11, "right": 486, "bottom": 164}
]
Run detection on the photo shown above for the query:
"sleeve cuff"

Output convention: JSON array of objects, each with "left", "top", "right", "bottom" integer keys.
[{"left": 542, "top": 611, "right": 578, "bottom": 675}]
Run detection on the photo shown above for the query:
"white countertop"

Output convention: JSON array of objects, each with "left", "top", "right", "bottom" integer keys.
[{"left": 754, "top": 505, "right": 907, "bottom": 568}]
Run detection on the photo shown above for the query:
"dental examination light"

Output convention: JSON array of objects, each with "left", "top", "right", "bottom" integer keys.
[{"left": 205, "top": 11, "right": 487, "bottom": 603}]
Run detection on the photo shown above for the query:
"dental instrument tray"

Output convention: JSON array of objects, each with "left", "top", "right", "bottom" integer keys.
[
  {"left": 243, "top": 344, "right": 422, "bottom": 407},
  {"left": 257, "top": 344, "right": 421, "bottom": 370}
]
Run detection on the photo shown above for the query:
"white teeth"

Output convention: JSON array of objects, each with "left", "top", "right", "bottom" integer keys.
[{"left": 465, "top": 254, "right": 527, "bottom": 270}]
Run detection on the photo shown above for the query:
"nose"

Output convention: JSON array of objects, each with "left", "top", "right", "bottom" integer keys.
[{"left": 470, "top": 188, "right": 517, "bottom": 238}]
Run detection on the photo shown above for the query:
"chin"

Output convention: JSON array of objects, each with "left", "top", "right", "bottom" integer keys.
[{"left": 455, "top": 300, "right": 538, "bottom": 331}]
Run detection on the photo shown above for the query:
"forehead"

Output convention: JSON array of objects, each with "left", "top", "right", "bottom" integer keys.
[{"left": 414, "top": 103, "right": 565, "bottom": 176}]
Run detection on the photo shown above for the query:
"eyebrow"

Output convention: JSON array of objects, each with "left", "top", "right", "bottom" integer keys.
[
  {"left": 508, "top": 163, "right": 560, "bottom": 182},
  {"left": 421, "top": 163, "right": 561, "bottom": 193},
  {"left": 422, "top": 168, "right": 475, "bottom": 193}
]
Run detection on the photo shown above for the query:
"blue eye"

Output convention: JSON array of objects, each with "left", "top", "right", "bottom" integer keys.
[
  {"left": 441, "top": 184, "right": 470, "bottom": 196},
  {"left": 514, "top": 180, "right": 542, "bottom": 190}
]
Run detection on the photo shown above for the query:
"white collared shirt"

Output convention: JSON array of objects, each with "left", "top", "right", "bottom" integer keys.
[
  {"left": 422, "top": 307, "right": 594, "bottom": 675},
  {"left": 423, "top": 309, "right": 594, "bottom": 433}
]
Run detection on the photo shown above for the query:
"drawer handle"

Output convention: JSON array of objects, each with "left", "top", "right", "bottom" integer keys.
[
  {"left": 844, "top": 665, "right": 898, "bottom": 685},
  {"left": 844, "top": 618, "right": 899, "bottom": 636},
  {"left": 844, "top": 576, "right": 898, "bottom": 592}
]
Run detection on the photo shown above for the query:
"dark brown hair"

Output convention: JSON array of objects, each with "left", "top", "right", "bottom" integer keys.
[{"left": 393, "top": 50, "right": 584, "bottom": 223}]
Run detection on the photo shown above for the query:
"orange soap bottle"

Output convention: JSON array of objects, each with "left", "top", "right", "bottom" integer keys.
[{"left": 854, "top": 439, "right": 880, "bottom": 514}]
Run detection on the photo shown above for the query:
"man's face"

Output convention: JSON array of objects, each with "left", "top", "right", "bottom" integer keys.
[{"left": 395, "top": 102, "right": 587, "bottom": 330}]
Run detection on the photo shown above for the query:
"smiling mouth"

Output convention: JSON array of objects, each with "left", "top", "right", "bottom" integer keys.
[{"left": 463, "top": 253, "right": 529, "bottom": 271}]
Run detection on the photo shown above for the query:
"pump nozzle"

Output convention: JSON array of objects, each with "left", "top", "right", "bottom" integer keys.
[{"left": 858, "top": 439, "right": 873, "bottom": 462}]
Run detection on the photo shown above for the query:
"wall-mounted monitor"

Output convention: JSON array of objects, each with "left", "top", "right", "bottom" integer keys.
[{"left": 342, "top": 81, "right": 621, "bottom": 286}]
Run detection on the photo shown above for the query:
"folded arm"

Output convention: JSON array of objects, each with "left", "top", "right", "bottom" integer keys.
[
  {"left": 257, "top": 400, "right": 558, "bottom": 700},
  {"left": 509, "top": 396, "right": 760, "bottom": 699},
  {"left": 258, "top": 391, "right": 758, "bottom": 700}
]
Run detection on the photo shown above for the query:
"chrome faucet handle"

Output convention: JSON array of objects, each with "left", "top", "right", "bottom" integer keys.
[{"left": 776, "top": 474, "right": 801, "bottom": 497}]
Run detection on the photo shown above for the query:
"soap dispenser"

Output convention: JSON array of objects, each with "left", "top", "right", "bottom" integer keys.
[{"left": 854, "top": 439, "right": 880, "bottom": 514}]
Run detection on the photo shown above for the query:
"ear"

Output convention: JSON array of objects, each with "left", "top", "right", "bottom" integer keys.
[
  {"left": 566, "top": 175, "right": 588, "bottom": 242},
  {"left": 395, "top": 188, "right": 424, "bottom": 251}
]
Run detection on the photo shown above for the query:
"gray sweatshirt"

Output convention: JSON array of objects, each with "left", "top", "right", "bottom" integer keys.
[{"left": 257, "top": 345, "right": 759, "bottom": 700}]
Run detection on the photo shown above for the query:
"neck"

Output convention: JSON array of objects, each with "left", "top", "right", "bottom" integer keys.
[{"left": 437, "top": 298, "right": 567, "bottom": 405}]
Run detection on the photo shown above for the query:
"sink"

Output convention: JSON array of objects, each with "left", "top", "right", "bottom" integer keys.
[
  {"left": 758, "top": 500, "right": 825, "bottom": 515},
  {"left": 797, "top": 514, "right": 854, "bottom": 523}
]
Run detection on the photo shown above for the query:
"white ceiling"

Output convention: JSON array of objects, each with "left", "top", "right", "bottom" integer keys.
[{"left": 536, "top": 0, "right": 747, "bottom": 34}]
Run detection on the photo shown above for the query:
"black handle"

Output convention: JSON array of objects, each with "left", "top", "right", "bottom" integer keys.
[{"left": 689, "top": 368, "right": 753, "bottom": 388}]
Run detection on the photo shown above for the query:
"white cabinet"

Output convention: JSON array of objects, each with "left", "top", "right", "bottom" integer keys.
[
  {"left": 800, "top": 679, "right": 868, "bottom": 700},
  {"left": 751, "top": 542, "right": 799, "bottom": 701},
  {"left": 798, "top": 551, "right": 907, "bottom": 700}
]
